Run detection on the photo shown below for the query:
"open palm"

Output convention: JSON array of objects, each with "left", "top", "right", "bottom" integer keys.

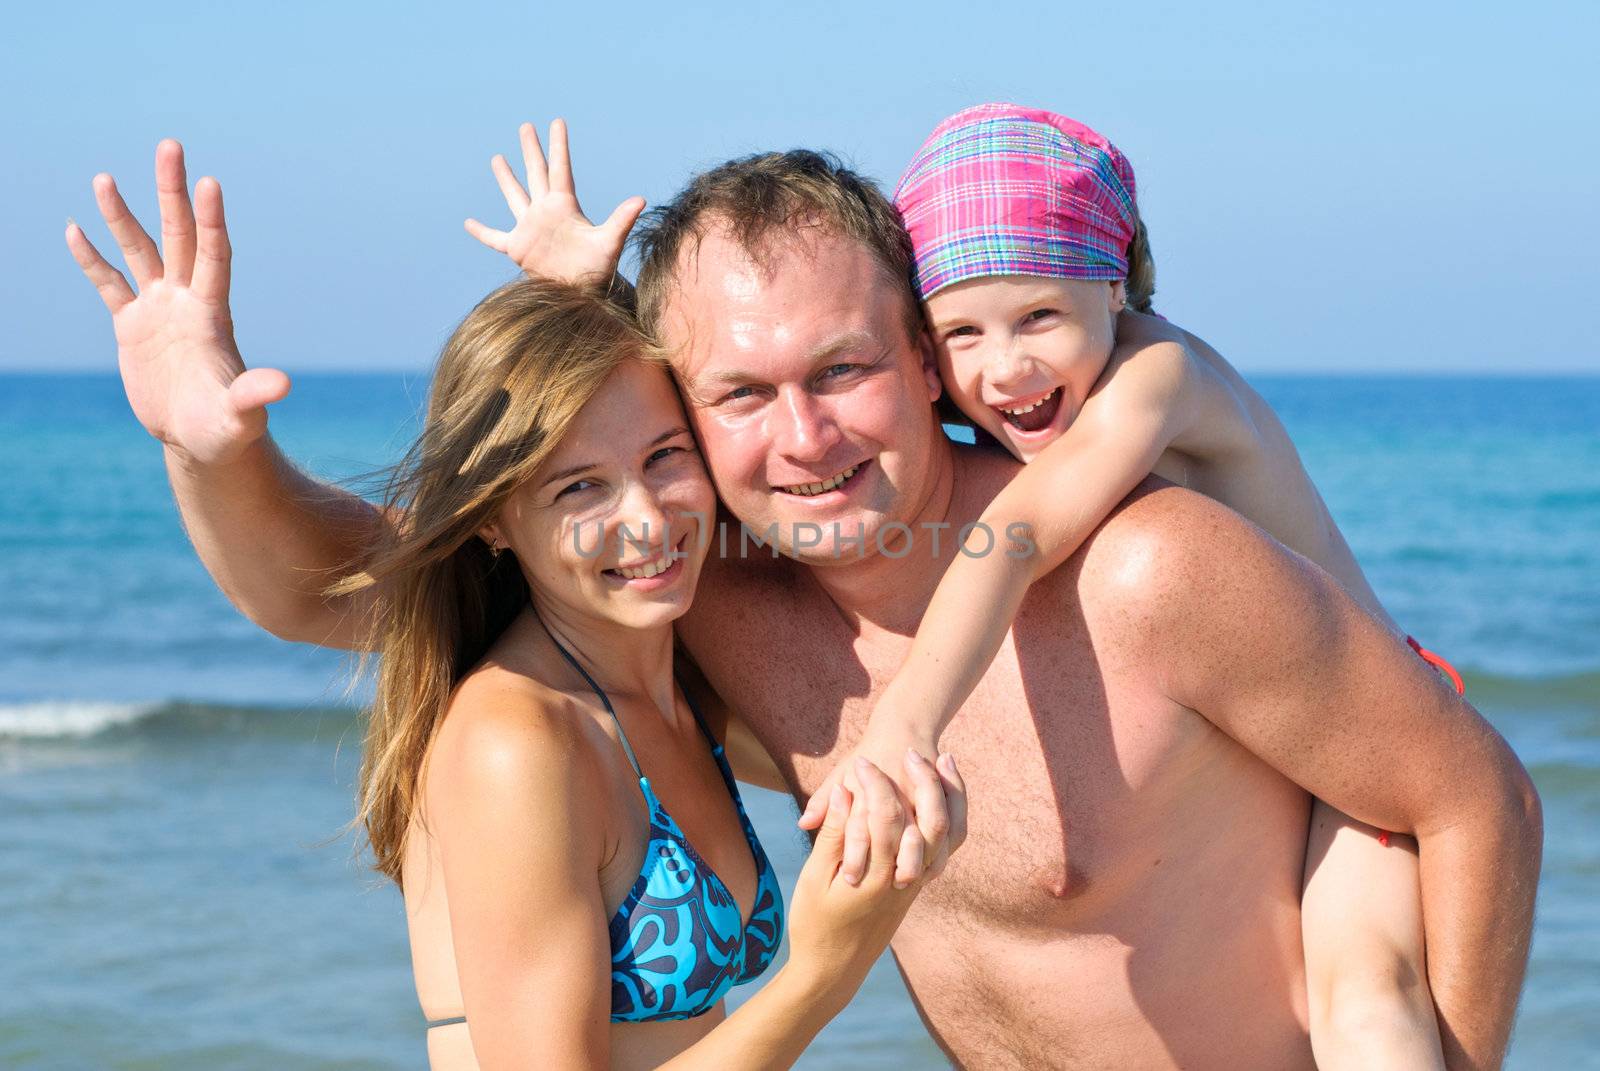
[
  {"left": 464, "top": 120, "right": 644, "bottom": 286},
  {"left": 65, "top": 140, "right": 288, "bottom": 467}
]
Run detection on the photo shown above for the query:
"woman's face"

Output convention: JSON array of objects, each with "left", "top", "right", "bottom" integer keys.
[{"left": 487, "top": 359, "right": 716, "bottom": 632}]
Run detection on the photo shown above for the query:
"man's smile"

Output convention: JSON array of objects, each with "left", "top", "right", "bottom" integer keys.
[{"left": 773, "top": 459, "right": 871, "bottom": 501}]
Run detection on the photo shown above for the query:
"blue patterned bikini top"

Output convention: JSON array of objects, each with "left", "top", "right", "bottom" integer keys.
[
  {"left": 547, "top": 634, "right": 785, "bottom": 1021},
  {"left": 427, "top": 632, "right": 785, "bottom": 1031}
]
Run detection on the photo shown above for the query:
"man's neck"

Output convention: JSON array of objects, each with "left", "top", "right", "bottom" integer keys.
[{"left": 802, "top": 437, "right": 994, "bottom": 635}]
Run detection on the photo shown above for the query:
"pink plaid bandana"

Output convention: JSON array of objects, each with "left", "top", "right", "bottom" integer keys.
[{"left": 893, "top": 103, "right": 1139, "bottom": 299}]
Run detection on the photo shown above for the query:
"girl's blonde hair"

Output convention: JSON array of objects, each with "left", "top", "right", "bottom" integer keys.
[
  {"left": 1124, "top": 215, "right": 1157, "bottom": 314},
  {"left": 336, "top": 277, "right": 650, "bottom": 885}
]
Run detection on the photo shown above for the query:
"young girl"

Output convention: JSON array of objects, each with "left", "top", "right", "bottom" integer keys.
[{"left": 871, "top": 102, "right": 1462, "bottom": 1070}]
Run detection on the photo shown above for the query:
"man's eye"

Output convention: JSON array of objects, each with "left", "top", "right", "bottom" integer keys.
[
  {"left": 822, "top": 363, "right": 857, "bottom": 378},
  {"left": 722, "top": 386, "right": 757, "bottom": 403}
]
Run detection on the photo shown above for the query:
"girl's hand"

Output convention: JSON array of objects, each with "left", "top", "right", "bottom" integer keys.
[
  {"left": 798, "top": 730, "right": 966, "bottom": 888},
  {"left": 463, "top": 120, "right": 645, "bottom": 287},
  {"left": 785, "top": 753, "right": 965, "bottom": 994},
  {"left": 64, "top": 140, "right": 289, "bottom": 469}
]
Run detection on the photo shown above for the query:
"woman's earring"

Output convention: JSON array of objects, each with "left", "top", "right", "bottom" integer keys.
[{"left": 490, "top": 541, "right": 503, "bottom": 559}]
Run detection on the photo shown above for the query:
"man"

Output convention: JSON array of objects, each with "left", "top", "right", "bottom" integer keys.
[{"left": 69, "top": 140, "right": 1540, "bottom": 1069}]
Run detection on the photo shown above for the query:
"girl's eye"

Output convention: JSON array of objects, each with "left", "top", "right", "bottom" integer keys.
[
  {"left": 947, "top": 326, "right": 978, "bottom": 339},
  {"left": 1025, "top": 309, "right": 1057, "bottom": 322}
]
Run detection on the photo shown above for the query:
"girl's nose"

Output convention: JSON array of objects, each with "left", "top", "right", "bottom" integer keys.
[{"left": 984, "top": 335, "right": 1035, "bottom": 392}]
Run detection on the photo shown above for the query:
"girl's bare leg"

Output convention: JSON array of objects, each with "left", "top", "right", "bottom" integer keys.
[{"left": 1301, "top": 799, "right": 1445, "bottom": 1071}]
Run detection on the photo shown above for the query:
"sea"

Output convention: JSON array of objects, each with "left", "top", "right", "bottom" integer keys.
[{"left": 2, "top": 372, "right": 1596, "bottom": 1069}]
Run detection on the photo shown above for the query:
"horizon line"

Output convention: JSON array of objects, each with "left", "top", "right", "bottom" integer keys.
[{"left": 5, "top": 366, "right": 1598, "bottom": 379}]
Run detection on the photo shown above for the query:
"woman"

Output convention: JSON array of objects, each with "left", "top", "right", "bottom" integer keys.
[{"left": 65, "top": 143, "right": 964, "bottom": 1069}]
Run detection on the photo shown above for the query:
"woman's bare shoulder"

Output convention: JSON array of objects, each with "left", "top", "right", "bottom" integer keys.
[{"left": 430, "top": 659, "right": 602, "bottom": 805}]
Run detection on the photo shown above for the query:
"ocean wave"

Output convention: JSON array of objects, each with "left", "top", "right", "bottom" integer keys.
[
  {"left": 0, "top": 700, "right": 360, "bottom": 741},
  {"left": 1, "top": 667, "right": 1593, "bottom": 743},
  {"left": 0, "top": 700, "right": 162, "bottom": 739}
]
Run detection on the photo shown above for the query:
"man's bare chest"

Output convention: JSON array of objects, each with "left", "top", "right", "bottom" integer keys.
[{"left": 688, "top": 594, "right": 1218, "bottom": 923}]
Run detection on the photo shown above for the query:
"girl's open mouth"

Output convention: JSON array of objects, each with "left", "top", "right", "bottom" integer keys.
[{"left": 993, "top": 388, "right": 1062, "bottom": 434}]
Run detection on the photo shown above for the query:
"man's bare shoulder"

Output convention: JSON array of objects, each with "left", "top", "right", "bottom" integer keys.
[{"left": 1060, "top": 477, "right": 1326, "bottom": 640}]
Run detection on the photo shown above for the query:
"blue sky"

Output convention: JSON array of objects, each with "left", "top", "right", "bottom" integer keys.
[{"left": 6, "top": 1, "right": 1596, "bottom": 373}]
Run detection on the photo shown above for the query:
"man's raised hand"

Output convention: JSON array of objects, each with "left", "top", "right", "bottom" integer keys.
[
  {"left": 65, "top": 140, "right": 288, "bottom": 468},
  {"left": 463, "top": 119, "right": 645, "bottom": 287}
]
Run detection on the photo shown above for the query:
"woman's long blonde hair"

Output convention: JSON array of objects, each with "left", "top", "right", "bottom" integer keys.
[{"left": 337, "top": 277, "right": 649, "bottom": 886}]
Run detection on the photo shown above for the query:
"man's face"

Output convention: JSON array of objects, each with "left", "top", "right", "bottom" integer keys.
[{"left": 658, "top": 224, "right": 943, "bottom": 563}]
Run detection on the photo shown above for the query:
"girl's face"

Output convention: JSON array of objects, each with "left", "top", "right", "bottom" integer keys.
[
  {"left": 924, "top": 275, "right": 1124, "bottom": 462},
  {"left": 483, "top": 359, "right": 716, "bottom": 632}
]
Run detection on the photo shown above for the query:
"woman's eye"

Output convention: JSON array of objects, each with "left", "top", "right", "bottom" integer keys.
[
  {"left": 557, "top": 479, "right": 597, "bottom": 498},
  {"left": 647, "top": 446, "right": 687, "bottom": 464}
]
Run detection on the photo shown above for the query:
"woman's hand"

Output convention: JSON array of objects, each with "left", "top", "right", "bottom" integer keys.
[
  {"left": 463, "top": 120, "right": 645, "bottom": 287},
  {"left": 784, "top": 753, "right": 965, "bottom": 996},
  {"left": 64, "top": 140, "right": 289, "bottom": 469},
  {"left": 797, "top": 718, "right": 968, "bottom": 888}
]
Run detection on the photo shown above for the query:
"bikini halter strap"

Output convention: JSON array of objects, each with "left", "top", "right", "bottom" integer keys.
[{"left": 536, "top": 616, "right": 645, "bottom": 779}]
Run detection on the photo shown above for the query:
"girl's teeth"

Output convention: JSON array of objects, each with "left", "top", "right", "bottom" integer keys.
[
  {"left": 1001, "top": 389, "right": 1060, "bottom": 416},
  {"left": 783, "top": 464, "right": 859, "bottom": 497}
]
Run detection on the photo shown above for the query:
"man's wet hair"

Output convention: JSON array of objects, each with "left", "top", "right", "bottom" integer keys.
[{"left": 631, "top": 149, "right": 924, "bottom": 342}]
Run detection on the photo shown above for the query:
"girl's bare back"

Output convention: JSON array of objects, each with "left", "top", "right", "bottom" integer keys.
[{"left": 1122, "top": 314, "right": 1397, "bottom": 631}]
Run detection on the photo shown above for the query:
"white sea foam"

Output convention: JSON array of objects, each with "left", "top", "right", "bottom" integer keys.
[{"left": 0, "top": 700, "right": 162, "bottom": 739}]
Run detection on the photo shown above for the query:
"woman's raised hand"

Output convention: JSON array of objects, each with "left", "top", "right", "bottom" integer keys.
[
  {"left": 463, "top": 120, "right": 645, "bottom": 287},
  {"left": 65, "top": 140, "right": 288, "bottom": 468}
]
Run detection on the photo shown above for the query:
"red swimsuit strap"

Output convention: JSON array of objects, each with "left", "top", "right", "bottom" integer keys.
[
  {"left": 1373, "top": 636, "right": 1467, "bottom": 849},
  {"left": 1405, "top": 635, "right": 1466, "bottom": 695}
]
